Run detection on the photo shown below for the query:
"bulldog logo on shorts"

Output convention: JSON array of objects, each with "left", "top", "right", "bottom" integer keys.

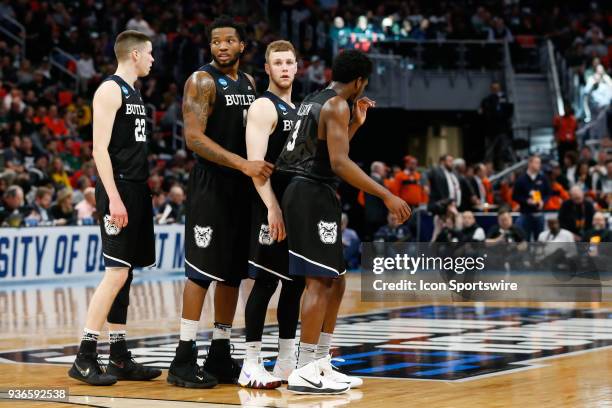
[
  {"left": 194, "top": 225, "right": 213, "bottom": 248},
  {"left": 258, "top": 224, "right": 274, "bottom": 246},
  {"left": 318, "top": 220, "right": 337, "bottom": 244},
  {"left": 103, "top": 215, "right": 121, "bottom": 236}
]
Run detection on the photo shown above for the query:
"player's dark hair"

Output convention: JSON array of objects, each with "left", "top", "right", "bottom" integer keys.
[
  {"left": 331, "top": 49, "right": 372, "bottom": 83},
  {"left": 207, "top": 15, "right": 246, "bottom": 42}
]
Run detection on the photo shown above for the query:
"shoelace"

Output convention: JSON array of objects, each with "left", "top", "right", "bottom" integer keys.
[{"left": 96, "top": 356, "right": 107, "bottom": 374}]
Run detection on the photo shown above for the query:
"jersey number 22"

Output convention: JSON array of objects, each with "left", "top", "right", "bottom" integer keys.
[{"left": 135, "top": 118, "right": 146, "bottom": 142}]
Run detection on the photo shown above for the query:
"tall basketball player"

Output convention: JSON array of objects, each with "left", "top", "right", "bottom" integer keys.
[
  {"left": 238, "top": 40, "right": 304, "bottom": 389},
  {"left": 68, "top": 30, "right": 161, "bottom": 385},
  {"left": 167, "top": 16, "right": 273, "bottom": 388},
  {"left": 277, "top": 50, "right": 411, "bottom": 394}
]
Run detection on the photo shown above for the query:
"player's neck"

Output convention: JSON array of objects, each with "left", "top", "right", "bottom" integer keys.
[
  {"left": 267, "top": 82, "right": 293, "bottom": 105},
  {"left": 211, "top": 61, "right": 239, "bottom": 80},
  {"left": 114, "top": 65, "right": 138, "bottom": 87},
  {"left": 328, "top": 82, "right": 352, "bottom": 100}
]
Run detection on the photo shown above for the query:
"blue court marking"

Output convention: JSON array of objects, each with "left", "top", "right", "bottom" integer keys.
[{"left": 351, "top": 354, "right": 503, "bottom": 374}]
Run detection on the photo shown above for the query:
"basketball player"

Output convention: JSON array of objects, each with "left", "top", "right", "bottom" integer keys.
[
  {"left": 68, "top": 31, "right": 161, "bottom": 385},
  {"left": 277, "top": 50, "right": 411, "bottom": 394},
  {"left": 238, "top": 40, "right": 304, "bottom": 389},
  {"left": 167, "top": 16, "right": 273, "bottom": 388}
]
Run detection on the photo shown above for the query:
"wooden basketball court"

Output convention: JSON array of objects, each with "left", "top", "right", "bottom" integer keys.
[{"left": 1, "top": 273, "right": 611, "bottom": 407}]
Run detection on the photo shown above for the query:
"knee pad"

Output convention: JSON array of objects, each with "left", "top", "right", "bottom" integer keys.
[
  {"left": 188, "top": 277, "right": 211, "bottom": 289},
  {"left": 107, "top": 269, "right": 133, "bottom": 324}
]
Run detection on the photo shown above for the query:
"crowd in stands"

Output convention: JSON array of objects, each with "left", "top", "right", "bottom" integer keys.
[{"left": 1, "top": 1, "right": 612, "bottom": 270}]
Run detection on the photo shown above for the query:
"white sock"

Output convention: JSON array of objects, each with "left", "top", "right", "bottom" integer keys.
[
  {"left": 297, "top": 342, "right": 317, "bottom": 368},
  {"left": 278, "top": 338, "right": 295, "bottom": 361},
  {"left": 316, "top": 332, "right": 333, "bottom": 359},
  {"left": 245, "top": 341, "right": 262, "bottom": 363},
  {"left": 180, "top": 318, "right": 199, "bottom": 342},
  {"left": 212, "top": 322, "right": 231, "bottom": 340},
  {"left": 109, "top": 330, "right": 126, "bottom": 344},
  {"left": 81, "top": 328, "right": 100, "bottom": 342}
]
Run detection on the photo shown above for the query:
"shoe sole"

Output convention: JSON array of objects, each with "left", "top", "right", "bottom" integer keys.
[
  {"left": 239, "top": 380, "right": 282, "bottom": 390},
  {"left": 167, "top": 373, "right": 218, "bottom": 389},
  {"left": 68, "top": 368, "right": 117, "bottom": 386},
  {"left": 287, "top": 385, "right": 349, "bottom": 395},
  {"left": 108, "top": 369, "right": 163, "bottom": 381}
]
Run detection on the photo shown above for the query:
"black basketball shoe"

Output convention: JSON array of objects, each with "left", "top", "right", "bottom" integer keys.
[
  {"left": 68, "top": 352, "right": 117, "bottom": 386},
  {"left": 203, "top": 339, "right": 241, "bottom": 384},
  {"left": 107, "top": 351, "right": 162, "bottom": 381},
  {"left": 167, "top": 341, "right": 218, "bottom": 388}
]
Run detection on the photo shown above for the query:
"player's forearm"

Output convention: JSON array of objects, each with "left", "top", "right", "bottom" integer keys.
[
  {"left": 253, "top": 177, "right": 280, "bottom": 211},
  {"left": 186, "top": 131, "right": 247, "bottom": 172},
  {"left": 332, "top": 157, "right": 392, "bottom": 200},
  {"left": 92, "top": 148, "right": 120, "bottom": 199},
  {"left": 348, "top": 122, "right": 361, "bottom": 141}
]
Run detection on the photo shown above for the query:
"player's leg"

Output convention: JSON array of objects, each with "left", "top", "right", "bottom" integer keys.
[
  {"left": 316, "top": 274, "right": 363, "bottom": 388},
  {"left": 272, "top": 276, "right": 305, "bottom": 381},
  {"left": 68, "top": 266, "right": 130, "bottom": 385},
  {"left": 239, "top": 276, "right": 283, "bottom": 389},
  {"left": 202, "top": 280, "right": 243, "bottom": 383}
]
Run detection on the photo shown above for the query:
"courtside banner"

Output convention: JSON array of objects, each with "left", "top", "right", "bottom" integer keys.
[
  {"left": 361, "top": 242, "right": 612, "bottom": 302},
  {"left": 0, "top": 224, "right": 185, "bottom": 282}
]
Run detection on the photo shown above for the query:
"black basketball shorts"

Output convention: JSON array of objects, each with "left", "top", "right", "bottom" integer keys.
[
  {"left": 281, "top": 177, "right": 345, "bottom": 278},
  {"left": 96, "top": 180, "right": 156, "bottom": 269},
  {"left": 185, "top": 164, "right": 252, "bottom": 284},
  {"left": 248, "top": 174, "right": 292, "bottom": 282}
]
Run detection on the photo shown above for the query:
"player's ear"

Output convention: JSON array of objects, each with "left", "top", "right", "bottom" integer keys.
[
  {"left": 264, "top": 62, "right": 270, "bottom": 76},
  {"left": 240, "top": 41, "right": 245, "bottom": 54}
]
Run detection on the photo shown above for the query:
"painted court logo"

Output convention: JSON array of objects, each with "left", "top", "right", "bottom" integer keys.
[{"left": 4, "top": 306, "right": 612, "bottom": 381}]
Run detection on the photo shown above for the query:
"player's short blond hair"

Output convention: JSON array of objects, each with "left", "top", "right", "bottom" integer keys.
[
  {"left": 265, "top": 40, "right": 296, "bottom": 63},
  {"left": 114, "top": 30, "right": 151, "bottom": 61}
]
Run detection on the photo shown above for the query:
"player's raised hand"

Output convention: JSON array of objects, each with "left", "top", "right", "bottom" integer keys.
[
  {"left": 109, "top": 197, "right": 128, "bottom": 228},
  {"left": 352, "top": 97, "right": 376, "bottom": 127},
  {"left": 267, "top": 205, "right": 286, "bottom": 242},
  {"left": 242, "top": 160, "right": 275, "bottom": 179},
  {"left": 383, "top": 194, "right": 412, "bottom": 224}
]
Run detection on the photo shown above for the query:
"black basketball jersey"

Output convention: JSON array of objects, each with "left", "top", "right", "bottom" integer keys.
[
  {"left": 197, "top": 63, "right": 257, "bottom": 175},
  {"left": 259, "top": 90, "right": 297, "bottom": 163},
  {"left": 102, "top": 75, "right": 149, "bottom": 182},
  {"left": 276, "top": 88, "right": 339, "bottom": 187}
]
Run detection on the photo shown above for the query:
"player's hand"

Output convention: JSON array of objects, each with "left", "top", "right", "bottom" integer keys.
[
  {"left": 109, "top": 196, "right": 128, "bottom": 228},
  {"left": 384, "top": 194, "right": 411, "bottom": 224},
  {"left": 267, "top": 205, "right": 286, "bottom": 242},
  {"left": 242, "top": 160, "right": 274, "bottom": 179},
  {"left": 351, "top": 97, "right": 376, "bottom": 127}
]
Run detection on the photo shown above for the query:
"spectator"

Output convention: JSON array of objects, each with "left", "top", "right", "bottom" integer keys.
[
  {"left": 461, "top": 211, "right": 485, "bottom": 242},
  {"left": 553, "top": 103, "right": 577, "bottom": 162},
  {"left": 76, "top": 52, "right": 97, "bottom": 92},
  {"left": 49, "top": 156, "right": 72, "bottom": 190},
  {"left": 537, "top": 218, "right": 574, "bottom": 242},
  {"left": 428, "top": 154, "right": 462, "bottom": 215},
  {"left": 27, "top": 186, "right": 54, "bottom": 225},
  {"left": 563, "top": 151, "right": 578, "bottom": 186},
  {"left": 574, "top": 160, "right": 594, "bottom": 194},
  {"left": 479, "top": 81, "right": 513, "bottom": 168},
  {"left": 19, "top": 136, "right": 38, "bottom": 170},
  {"left": 432, "top": 206, "right": 462, "bottom": 243},
  {"left": 453, "top": 158, "right": 477, "bottom": 212},
  {"left": 305, "top": 56, "right": 326, "bottom": 92},
  {"left": 486, "top": 209, "right": 525, "bottom": 243},
  {"left": 559, "top": 186, "right": 595, "bottom": 241},
  {"left": 374, "top": 213, "right": 412, "bottom": 242},
  {"left": 126, "top": 13, "right": 156, "bottom": 38},
  {"left": 470, "top": 163, "right": 494, "bottom": 208},
  {"left": 595, "top": 160, "right": 612, "bottom": 204},
  {"left": 75, "top": 186, "right": 96, "bottom": 223},
  {"left": 43, "top": 105, "right": 68, "bottom": 137},
  {"left": 341, "top": 213, "right": 361, "bottom": 269},
  {"left": 394, "top": 155, "right": 426, "bottom": 207},
  {"left": 361, "top": 161, "right": 391, "bottom": 240},
  {"left": 0, "top": 185, "right": 26, "bottom": 227},
  {"left": 50, "top": 188, "right": 76, "bottom": 225},
  {"left": 156, "top": 185, "right": 185, "bottom": 224},
  {"left": 512, "top": 155, "right": 550, "bottom": 241},
  {"left": 584, "top": 212, "right": 611, "bottom": 243},
  {"left": 544, "top": 162, "right": 570, "bottom": 211}
]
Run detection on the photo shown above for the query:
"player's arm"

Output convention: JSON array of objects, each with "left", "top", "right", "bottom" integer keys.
[
  {"left": 323, "top": 97, "right": 411, "bottom": 223},
  {"left": 246, "top": 98, "right": 286, "bottom": 241},
  {"left": 348, "top": 97, "right": 375, "bottom": 141},
  {"left": 92, "top": 80, "right": 128, "bottom": 228},
  {"left": 182, "top": 71, "right": 273, "bottom": 178}
]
